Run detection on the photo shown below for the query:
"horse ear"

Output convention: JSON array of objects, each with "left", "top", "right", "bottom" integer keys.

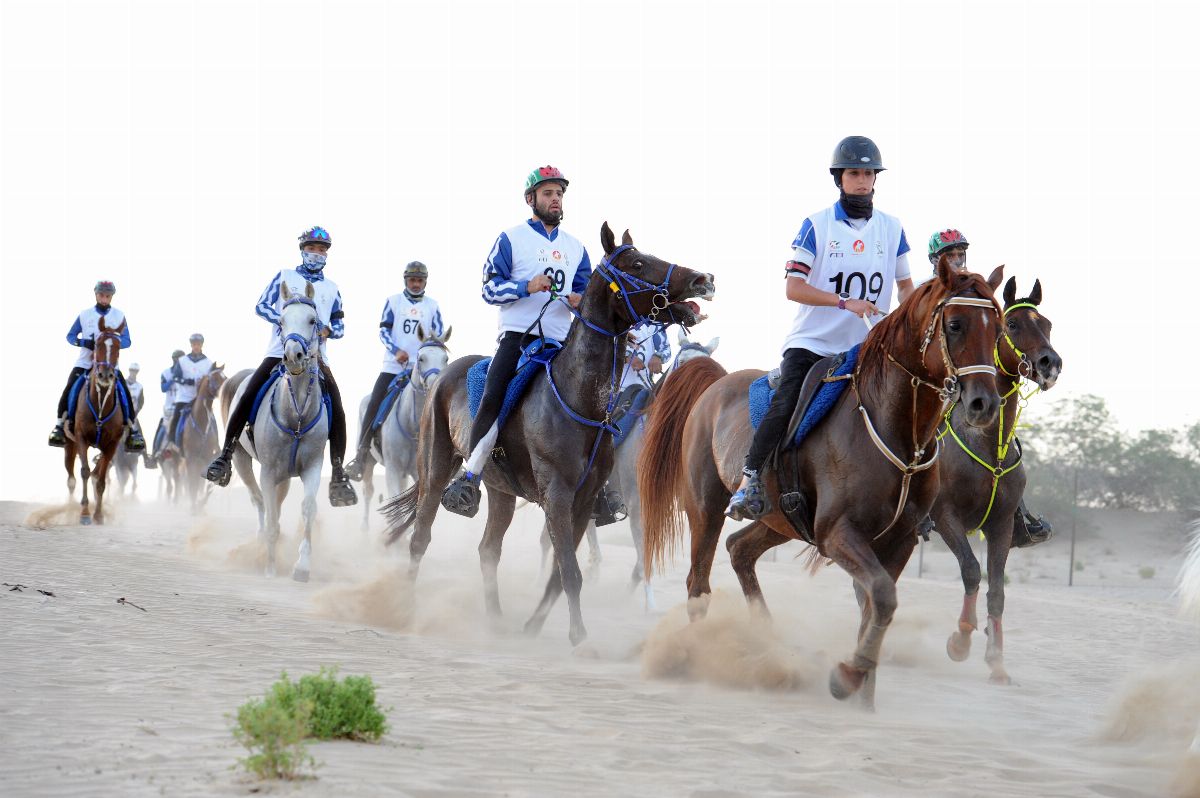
[
  {"left": 417, "top": 323, "right": 427, "bottom": 342},
  {"left": 98, "top": 316, "right": 108, "bottom": 332},
  {"left": 441, "top": 325, "right": 453, "bottom": 343},
  {"left": 213, "top": 362, "right": 224, "bottom": 371},
  {"left": 305, "top": 281, "right": 315, "bottom": 299},
  {"left": 621, "top": 229, "right": 633, "bottom": 246},
  {"left": 1002, "top": 276, "right": 1017, "bottom": 307},
  {"left": 280, "top": 281, "right": 292, "bottom": 300},
  {"left": 676, "top": 328, "right": 688, "bottom": 346},
  {"left": 986, "top": 264, "right": 1005, "bottom": 292},
  {"left": 705, "top": 336, "right": 720, "bottom": 354},
  {"left": 935, "top": 253, "right": 955, "bottom": 288},
  {"left": 1029, "top": 279, "right": 1043, "bottom": 306},
  {"left": 600, "top": 222, "right": 615, "bottom": 254}
]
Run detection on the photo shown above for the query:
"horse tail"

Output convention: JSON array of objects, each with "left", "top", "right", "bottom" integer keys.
[
  {"left": 1177, "top": 518, "right": 1200, "bottom": 619},
  {"left": 382, "top": 484, "right": 419, "bottom": 546},
  {"left": 639, "top": 357, "right": 728, "bottom": 579}
]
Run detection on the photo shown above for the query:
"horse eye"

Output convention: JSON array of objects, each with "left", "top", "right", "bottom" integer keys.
[
  {"left": 631, "top": 260, "right": 644, "bottom": 271},
  {"left": 1007, "top": 318, "right": 1018, "bottom": 331},
  {"left": 947, "top": 319, "right": 963, "bottom": 333}
]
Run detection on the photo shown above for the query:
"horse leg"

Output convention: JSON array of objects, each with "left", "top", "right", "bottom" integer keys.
[
  {"left": 78, "top": 447, "right": 93, "bottom": 525},
  {"left": 478, "top": 487, "right": 516, "bottom": 621},
  {"left": 538, "top": 519, "right": 552, "bottom": 581},
  {"left": 525, "top": 491, "right": 589, "bottom": 645},
  {"left": 64, "top": 444, "right": 77, "bottom": 500},
  {"left": 93, "top": 451, "right": 112, "bottom": 525},
  {"left": 584, "top": 521, "right": 601, "bottom": 583},
  {"left": 983, "top": 514, "right": 1015, "bottom": 685},
  {"left": 627, "top": 502, "right": 658, "bottom": 612},
  {"left": 684, "top": 485, "right": 729, "bottom": 622},
  {"left": 726, "top": 522, "right": 787, "bottom": 618},
  {"left": 260, "top": 474, "right": 281, "bottom": 578},
  {"left": 360, "top": 460, "right": 375, "bottom": 534},
  {"left": 825, "top": 525, "right": 916, "bottom": 709},
  {"left": 233, "top": 447, "right": 264, "bottom": 539},
  {"left": 293, "top": 466, "right": 320, "bottom": 583},
  {"left": 936, "top": 510, "right": 982, "bottom": 663}
]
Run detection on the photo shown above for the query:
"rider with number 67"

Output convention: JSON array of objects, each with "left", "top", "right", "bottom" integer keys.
[
  {"left": 440, "top": 165, "right": 599, "bottom": 518},
  {"left": 726, "top": 136, "right": 916, "bottom": 520}
]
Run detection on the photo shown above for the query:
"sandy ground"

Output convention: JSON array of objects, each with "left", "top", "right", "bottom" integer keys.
[{"left": 3, "top": 480, "right": 1200, "bottom": 797}]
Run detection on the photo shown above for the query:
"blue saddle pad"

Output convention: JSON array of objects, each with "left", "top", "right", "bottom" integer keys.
[
  {"left": 467, "top": 340, "right": 562, "bottom": 427},
  {"left": 747, "top": 344, "right": 860, "bottom": 449},
  {"left": 613, "top": 387, "right": 651, "bottom": 448},
  {"left": 67, "top": 371, "right": 132, "bottom": 420},
  {"left": 371, "top": 371, "right": 410, "bottom": 430},
  {"left": 172, "top": 405, "right": 192, "bottom": 446},
  {"left": 249, "top": 367, "right": 332, "bottom": 432}
]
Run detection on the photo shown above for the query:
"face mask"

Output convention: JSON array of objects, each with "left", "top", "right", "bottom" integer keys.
[{"left": 301, "top": 251, "right": 327, "bottom": 271}]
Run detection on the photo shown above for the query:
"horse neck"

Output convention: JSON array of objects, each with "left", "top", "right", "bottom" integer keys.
[
  {"left": 858, "top": 342, "right": 947, "bottom": 458},
  {"left": 89, "top": 369, "right": 117, "bottom": 413},
  {"left": 275, "top": 365, "right": 320, "bottom": 424},
  {"left": 398, "top": 378, "right": 424, "bottom": 434},
  {"left": 554, "top": 286, "right": 630, "bottom": 416}
]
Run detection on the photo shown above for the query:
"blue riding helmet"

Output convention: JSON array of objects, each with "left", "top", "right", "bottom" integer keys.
[{"left": 298, "top": 226, "right": 332, "bottom": 250}]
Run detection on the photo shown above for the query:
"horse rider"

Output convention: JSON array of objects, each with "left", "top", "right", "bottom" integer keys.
[
  {"left": 726, "top": 135, "right": 916, "bottom": 520},
  {"left": 345, "top": 260, "right": 447, "bottom": 481},
  {"left": 49, "top": 280, "right": 146, "bottom": 451},
  {"left": 145, "top": 349, "right": 183, "bottom": 469},
  {"left": 204, "top": 226, "right": 358, "bottom": 507},
  {"left": 440, "top": 165, "right": 598, "bottom": 518},
  {"left": 163, "top": 333, "right": 215, "bottom": 451},
  {"left": 126, "top": 361, "right": 145, "bottom": 424},
  {"left": 926, "top": 227, "right": 1051, "bottom": 547},
  {"left": 928, "top": 228, "right": 970, "bottom": 272}
]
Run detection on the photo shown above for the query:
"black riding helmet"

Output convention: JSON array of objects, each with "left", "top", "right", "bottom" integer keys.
[{"left": 830, "top": 135, "right": 885, "bottom": 187}]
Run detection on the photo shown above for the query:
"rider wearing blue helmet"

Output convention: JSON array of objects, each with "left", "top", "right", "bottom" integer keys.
[
  {"left": 49, "top": 280, "right": 146, "bottom": 451},
  {"left": 204, "top": 226, "right": 357, "bottom": 507}
]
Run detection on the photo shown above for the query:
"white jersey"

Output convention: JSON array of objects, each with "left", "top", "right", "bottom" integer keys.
[
  {"left": 255, "top": 267, "right": 345, "bottom": 361},
  {"left": 378, "top": 293, "right": 445, "bottom": 375},
  {"left": 481, "top": 219, "right": 592, "bottom": 342},
  {"left": 783, "top": 201, "right": 911, "bottom": 356},
  {"left": 621, "top": 323, "right": 671, "bottom": 391},
  {"left": 127, "top": 379, "right": 144, "bottom": 411},
  {"left": 66, "top": 306, "right": 130, "bottom": 369},
  {"left": 174, "top": 353, "right": 213, "bottom": 404},
  {"left": 160, "top": 367, "right": 179, "bottom": 407}
]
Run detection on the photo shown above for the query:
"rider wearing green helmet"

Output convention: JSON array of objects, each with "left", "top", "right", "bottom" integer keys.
[{"left": 928, "top": 229, "right": 969, "bottom": 271}]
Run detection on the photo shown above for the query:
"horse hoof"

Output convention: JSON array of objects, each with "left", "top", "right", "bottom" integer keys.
[
  {"left": 292, "top": 569, "right": 310, "bottom": 583},
  {"left": 829, "top": 663, "right": 866, "bottom": 701},
  {"left": 80, "top": 516, "right": 92, "bottom": 526},
  {"left": 988, "top": 672, "right": 1013, "bottom": 686},
  {"left": 569, "top": 627, "right": 589, "bottom": 647},
  {"left": 946, "top": 631, "right": 972, "bottom": 662}
]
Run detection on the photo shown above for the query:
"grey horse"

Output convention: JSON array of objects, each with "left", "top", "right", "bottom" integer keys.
[
  {"left": 221, "top": 282, "right": 330, "bottom": 581},
  {"left": 358, "top": 327, "right": 452, "bottom": 532}
]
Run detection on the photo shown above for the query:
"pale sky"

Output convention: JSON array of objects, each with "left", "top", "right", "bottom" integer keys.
[{"left": 2, "top": 0, "right": 1195, "bottom": 501}]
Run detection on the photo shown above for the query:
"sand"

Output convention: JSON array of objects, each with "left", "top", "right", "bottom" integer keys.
[{"left": 2, "top": 487, "right": 1198, "bottom": 797}]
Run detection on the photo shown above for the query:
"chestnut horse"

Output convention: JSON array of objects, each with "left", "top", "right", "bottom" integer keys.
[
  {"left": 64, "top": 317, "right": 127, "bottom": 525},
  {"left": 384, "top": 222, "right": 715, "bottom": 645},
  {"left": 936, "top": 275, "right": 1061, "bottom": 683},
  {"left": 639, "top": 257, "right": 1002, "bottom": 708},
  {"left": 179, "top": 366, "right": 228, "bottom": 513}
]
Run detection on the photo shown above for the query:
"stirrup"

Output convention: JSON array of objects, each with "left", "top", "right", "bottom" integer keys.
[
  {"left": 344, "top": 452, "right": 369, "bottom": 482},
  {"left": 725, "top": 474, "right": 770, "bottom": 521},
  {"left": 441, "top": 472, "right": 482, "bottom": 518},
  {"left": 1012, "top": 507, "right": 1052, "bottom": 548},
  {"left": 124, "top": 428, "right": 146, "bottom": 452},
  {"left": 593, "top": 487, "right": 628, "bottom": 527},
  {"left": 328, "top": 463, "right": 358, "bottom": 507},
  {"left": 48, "top": 426, "right": 67, "bottom": 448},
  {"left": 205, "top": 454, "right": 233, "bottom": 487}
]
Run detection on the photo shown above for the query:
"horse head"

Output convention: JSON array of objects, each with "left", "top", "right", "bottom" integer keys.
[
  {"left": 93, "top": 316, "right": 125, "bottom": 389},
  {"left": 593, "top": 222, "right": 715, "bottom": 331},
  {"left": 673, "top": 328, "right": 720, "bottom": 367},
  {"left": 1001, "top": 276, "right": 1061, "bottom": 390},
  {"left": 278, "top": 281, "right": 320, "bottom": 376},
  {"left": 414, "top": 324, "right": 452, "bottom": 390},
  {"left": 201, "top": 363, "right": 228, "bottom": 400}
]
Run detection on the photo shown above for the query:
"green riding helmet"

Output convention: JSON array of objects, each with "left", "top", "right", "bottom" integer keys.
[
  {"left": 403, "top": 260, "right": 429, "bottom": 280},
  {"left": 524, "top": 165, "right": 569, "bottom": 197},
  {"left": 927, "top": 229, "right": 970, "bottom": 263}
]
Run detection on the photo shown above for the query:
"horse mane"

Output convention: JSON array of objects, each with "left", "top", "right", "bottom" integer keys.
[{"left": 856, "top": 270, "right": 997, "bottom": 387}]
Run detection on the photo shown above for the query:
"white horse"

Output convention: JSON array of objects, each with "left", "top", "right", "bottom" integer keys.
[
  {"left": 358, "top": 325, "right": 452, "bottom": 532},
  {"left": 228, "top": 282, "right": 329, "bottom": 581}
]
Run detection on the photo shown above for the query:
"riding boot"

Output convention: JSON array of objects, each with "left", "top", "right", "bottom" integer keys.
[
  {"left": 328, "top": 457, "right": 358, "bottom": 507},
  {"left": 592, "top": 481, "right": 628, "bottom": 527},
  {"left": 1011, "top": 497, "right": 1052, "bottom": 548},
  {"left": 205, "top": 438, "right": 238, "bottom": 487},
  {"left": 725, "top": 469, "right": 771, "bottom": 521},
  {"left": 344, "top": 442, "right": 374, "bottom": 482},
  {"left": 124, "top": 423, "right": 146, "bottom": 452},
  {"left": 917, "top": 515, "right": 936, "bottom": 541},
  {"left": 48, "top": 415, "right": 68, "bottom": 448},
  {"left": 441, "top": 470, "right": 483, "bottom": 518}
]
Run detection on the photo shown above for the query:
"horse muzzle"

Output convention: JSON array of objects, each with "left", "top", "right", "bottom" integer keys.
[
  {"left": 668, "top": 273, "right": 716, "bottom": 326},
  {"left": 1032, "top": 351, "right": 1062, "bottom": 391},
  {"left": 960, "top": 378, "right": 1001, "bottom": 428}
]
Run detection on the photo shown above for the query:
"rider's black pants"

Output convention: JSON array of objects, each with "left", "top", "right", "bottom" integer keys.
[
  {"left": 743, "top": 347, "right": 823, "bottom": 474},
  {"left": 468, "top": 332, "right": 538, "bottom": 453},
  {"left": 57, "top": 367, "right": 138, "bottom": 423}
]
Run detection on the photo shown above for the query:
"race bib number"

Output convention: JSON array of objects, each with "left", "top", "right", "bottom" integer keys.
[
  {"left": 828, "top": 271, "right": 884, "bottom": 302},
  {"left": 544, "top": 267, "right": 566, "bottom": 293}
]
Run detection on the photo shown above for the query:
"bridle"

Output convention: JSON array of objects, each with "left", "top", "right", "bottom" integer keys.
[{"left": 279, "top": 296, "right": 321, "bottom": 374}]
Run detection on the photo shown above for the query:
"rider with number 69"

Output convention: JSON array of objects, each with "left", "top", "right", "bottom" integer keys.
[
  {"left": 204, "top": 226, "right": 357, "bottom": 507},
  {"left": 726, "top": 136, "right": 916, "bottom": 520},
  {"left": 440, "top": 165, "right": 593, "bottom": 518}
]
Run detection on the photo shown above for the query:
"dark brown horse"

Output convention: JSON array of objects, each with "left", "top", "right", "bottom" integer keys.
[
  {"left": 936, "top": 275, "right": 1061, "bottom": 683},
  {"left": 64, "top": 317, "right": 127, "bottom": 525},
  {"left": 384, "top": 222, "right": 715, "bottom": 645},
  {"left": 179, "top": 366, "right": 228, "bottom": 513},
  {"left": 639, "top": 257, "right": 1003, "bottom": 708}
]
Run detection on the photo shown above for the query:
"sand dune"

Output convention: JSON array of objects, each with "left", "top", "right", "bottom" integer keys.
[{"left": 1, "top": 491, "right": 1197, "bottom": 797}]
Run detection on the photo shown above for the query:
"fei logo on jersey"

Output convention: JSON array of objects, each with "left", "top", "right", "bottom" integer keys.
[{"left": 552, "top": 250, "right": 562, "bottom": 261}]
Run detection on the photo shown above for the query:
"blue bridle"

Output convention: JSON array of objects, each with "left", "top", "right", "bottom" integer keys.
[{"left": 280, "top": 296, "right": 320, "bottom": 359}]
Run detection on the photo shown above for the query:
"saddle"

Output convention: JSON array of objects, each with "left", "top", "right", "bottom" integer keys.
[
  {"left": 466, "top": 339, "right": 563, "bottom": 428},
  {"left": 371, "top": 371, "right": 411, "bottom": 432}
]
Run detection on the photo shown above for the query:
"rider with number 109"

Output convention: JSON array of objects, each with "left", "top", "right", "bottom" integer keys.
[
  {"left": 441, "top": 165, "right": 623, "bottom": 519},
  {"left": 204, "top": 226, "right": 357, "bottom": 507},
  {"left": 726, "top": 135, "right": 917, "bottom": 520}
]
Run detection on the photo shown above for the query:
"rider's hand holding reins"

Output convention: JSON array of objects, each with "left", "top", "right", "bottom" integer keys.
[
  {"left": 844, "top": 298, "right": 881, "bottom": 318},
  {"left": 395, "top": 350, "right": 409, "bottom": 364},
  {"left": 319, "top": 326, "right": 332, "bottom": 340},
  {"left": 528, "top": 274, "right": 553, "bottom": 293}
]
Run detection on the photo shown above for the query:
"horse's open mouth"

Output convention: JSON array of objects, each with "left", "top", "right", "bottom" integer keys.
[{"left": 667, "top": 299, "right": 707, "bottom": 327}]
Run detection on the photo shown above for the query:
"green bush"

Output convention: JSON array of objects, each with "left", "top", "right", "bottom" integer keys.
[{"left": 232, "top": 668, "right": 389, "bottom": 780}]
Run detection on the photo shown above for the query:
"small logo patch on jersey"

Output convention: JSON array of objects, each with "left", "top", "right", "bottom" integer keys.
[
  {"left": 552, "top": 250, "right": 562, "bottom": 260},
  {"left": 828, "top": 240, "right": 841, "bottom": 251},
  {"left": 408, "top": 307, "right": 420, "bottom": 318},
  {"left": 875, "top": 240, "right": 884, "bottom": 256},
  {"left": 853, "top": 240, "right": 865, "bottom": 254}
]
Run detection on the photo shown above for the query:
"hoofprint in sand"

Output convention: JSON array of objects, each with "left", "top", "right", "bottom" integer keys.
[{"left": 2, "top": 491, "right": 1198, "bottom": 797}]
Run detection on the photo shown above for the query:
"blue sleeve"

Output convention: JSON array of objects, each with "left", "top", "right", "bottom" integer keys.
[
  {"left": 379, "top": 300, "right": 397, "bottom": 353},
  {"left": 431, "top": 307, "right": 444, "bottom": 337},
  {"left": 791, "top": 218, "right": 817, "bottom": 261},
  {"left": 329, "top": 291, "right": 345, "bottom": 339},
  {"left": 119, "top": 323, "right": 131, "bottom": 349},
  {"left": 570, "top": 248, "right": 592, "bottom": 295},
  {"left": 161, "top": 371, "right": 171, "bottom": 392},
  {"left": 66, "top": 317, "right": 83, "bottom": 347},
  {"left": 481, "top": 233, "right": 529, "bottom": 305},
  {"left": 255, "top": 273, "right": 283, "bottom": 325},
  {"left": 897, "top": 228, "right": 911, "bottom": 258},
  {"left": 652, "top": 327, "right": 671, "bottom": 360}
]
